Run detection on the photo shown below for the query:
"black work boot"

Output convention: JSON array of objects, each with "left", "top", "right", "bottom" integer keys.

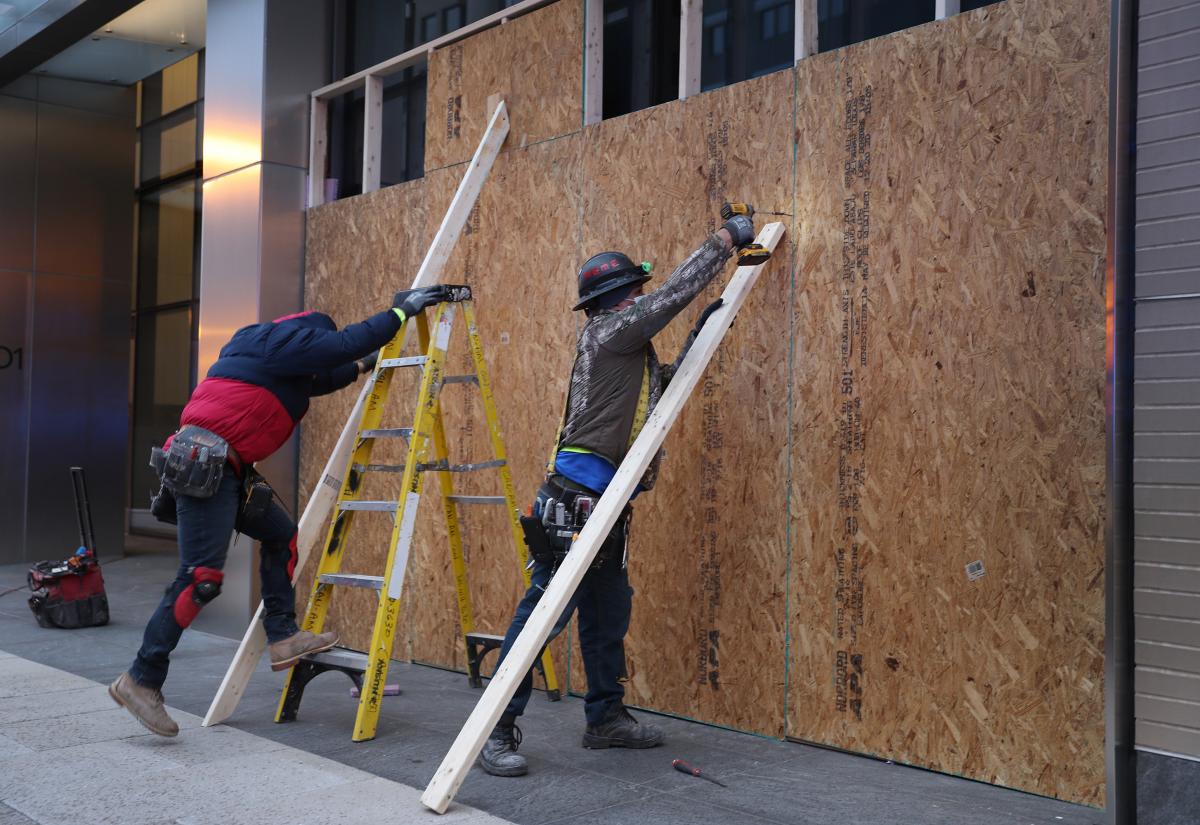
[
  {"left": 478, "top": 715, "right": 528, "bottom": 777},
  {"left": 582, "top": 704, "right": 665, "bottom": 749}
]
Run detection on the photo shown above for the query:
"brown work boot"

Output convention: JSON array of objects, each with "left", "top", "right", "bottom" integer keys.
[
  {"left": 108, "top": 672, "right": 179, "bottom": 737},
  {"left": 268, "top": 630, "right": 339, "bottom": 671}
]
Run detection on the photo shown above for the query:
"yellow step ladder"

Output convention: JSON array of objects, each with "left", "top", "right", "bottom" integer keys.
[{"left": 275, "top": 287, "right": 560, "bottom": 742}]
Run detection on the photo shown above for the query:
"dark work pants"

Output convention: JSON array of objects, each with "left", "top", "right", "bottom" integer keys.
[
  {"left": 129, "top": 468, "right": 299, "bottom": 690},
  {"left": 496, "top": 553, "right": 633, "bottom": 727}
]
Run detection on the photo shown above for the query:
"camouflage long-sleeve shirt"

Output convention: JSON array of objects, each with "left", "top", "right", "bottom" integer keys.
[{"left": 557, "top": 234, "right": 732, "bottom": 490}]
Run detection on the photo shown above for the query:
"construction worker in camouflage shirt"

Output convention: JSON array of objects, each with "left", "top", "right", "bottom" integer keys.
[{"left": 478, "top": 207, "right": 759, "bottom": 777}]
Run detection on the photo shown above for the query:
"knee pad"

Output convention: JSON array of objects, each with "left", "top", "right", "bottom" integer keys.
[
  {"left": 173, "top": 566, "right": 224, "bottom": 628},
  {"left": 286, "top": 533, "right": 298, "bottom": 579}
]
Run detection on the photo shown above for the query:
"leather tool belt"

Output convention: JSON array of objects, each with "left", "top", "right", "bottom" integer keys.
[{"left": 149, "top": 425, "right": 238, "bottom": 499}]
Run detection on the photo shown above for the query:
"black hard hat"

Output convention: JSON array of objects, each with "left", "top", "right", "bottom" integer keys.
[{"left": 573, "top": 251, "right": 651, "bottom": 311}]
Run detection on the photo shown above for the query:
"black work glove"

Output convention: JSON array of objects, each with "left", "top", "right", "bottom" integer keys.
[
  {"left": 720, "top": 214, "right": 756, "bottom": 248},
  {"left": 357, "top": 350, "right": 379, "bottom": 374},
  {"left": 693, "top": 298, "right": 723, "bottom": 333},
  {"left": 668, "top": 299, "right": 727, "bottom": 385},
  {"left": 392, "top": 285, "right": 453, "bottom": 318}
]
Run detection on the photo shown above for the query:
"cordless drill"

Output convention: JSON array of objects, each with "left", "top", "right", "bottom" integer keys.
[{"left": 722, "top": 202, "right": 786, "bottom": 266}]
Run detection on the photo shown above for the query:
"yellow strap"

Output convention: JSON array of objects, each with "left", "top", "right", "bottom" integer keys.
[{"left": 627, "top": 355, "right": 651, "bottom": 449}]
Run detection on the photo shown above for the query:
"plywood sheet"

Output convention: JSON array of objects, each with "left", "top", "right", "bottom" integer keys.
[
  {"left": 572, "top": 69, "right": 795, "bottom": 737},
  {"left": 300, "top": 178, "right": 434, "bottom": 662},
  {"left": 423, "top": 0, "right": 582, "bottom": 172},
  {"left": 301, "top": 0, "right": 1108, "bottom": 803},
  {"left": 407, "top": 136, "right": 582, "bottom": 683},
  {"left": 786, "top": 0, "right": 1108, "bottom": 804}
]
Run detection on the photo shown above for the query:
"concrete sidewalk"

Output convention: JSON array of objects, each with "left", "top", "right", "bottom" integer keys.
[
  {"left": 0, "top": 555, "right": 1103, "bottom": 825},
  {"left": 0, "top": 653, "right": 507, "bottom": 825}
]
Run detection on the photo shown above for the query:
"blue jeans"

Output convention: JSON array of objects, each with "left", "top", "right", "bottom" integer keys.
[
  {"left": 497, "top": 555, "right": 633, "bottom": 726},
  {"left": 130, "top": 468, "right": 299, "bottom": 689}
]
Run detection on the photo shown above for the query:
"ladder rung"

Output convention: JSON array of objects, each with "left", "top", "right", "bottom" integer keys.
[
  {"left": 352, "top": 463, "right": 406, "bottom": 474},
  {"left": 465, "top": 632, "right": 504, "bottom": 645},
  {"left": 446, "top": 495, "right": 508, "bottom": 506},
  {"left": 360, "top": 428, "right": 412, "bottom": 439},
  {"left": 318, "top": 573, "right": 384, "bottom": 590},
  {"left": 443, "top": 374, "right": 479, "bottom": 385},
  {"left": 338, "top": 500, "right": 400, "bottom": 512},
  {"left": 416, "top": 459, "right": 507, "bottom": 473},
  {"left": 379, "top": 356, "right": 427, "bottom": 369},
  {"left": 305, "top": 646, "right": 370, "bottom": 671}
]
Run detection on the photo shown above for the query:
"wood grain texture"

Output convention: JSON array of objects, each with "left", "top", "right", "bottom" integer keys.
[
  {"left": 303, "top": 0, "right": 1108, "bottom": 803},
  {"left": 568, "top": 70, "right": 794, "bottom": 739},
  {"left": 423, "top": 0, "right": 582, "bottom": 172},
  {"left": 786, "top": 0, "right": 1108, "bottom": 804}
]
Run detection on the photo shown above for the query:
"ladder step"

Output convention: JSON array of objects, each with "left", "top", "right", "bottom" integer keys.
[
  {"left": 443, "top": 374, "right": 479, "bottom": 385},
  {"left": 414, "top": 459, "right": 507, "bottom": 474},
  {"left": 379, "top": 356, "right": 427, "bottom": 369},
  {"left": 465, "top": 632, "right": 505, "bottom": 646},
  {"left": 318, "top": 573, "right": 384, "bottom": 590},
  {"left": 360, "top": 428, "right": 412, "bottom": 439},
  {"left": 352, "top": 463, "right": 407, "bottom": 474},
  {"left": 338, "top": 500, "right": 400, "bottom": 512},
  {"left": 446, "top": 495, "right": 508, "bottom": 506},
  {"left": 304, "top": 646, "right": 370, "bottom": 671}
]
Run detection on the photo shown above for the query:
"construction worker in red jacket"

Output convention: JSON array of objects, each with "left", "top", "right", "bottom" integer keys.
[{"left": 109, "top": 286, "right": 450, "bottom": 737}]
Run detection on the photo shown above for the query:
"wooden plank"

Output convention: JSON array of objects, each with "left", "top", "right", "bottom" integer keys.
[
  {"left": 415, "top": 101, "right": 510, "bottom": 286},
  {"left": 313, "top": 0, "right": 560, "bottom": 101},
  {"left": 420, "top": 222, "right": 786, "bottom": 815},
  {"left": 787, "top": 0, "right": 1109, "bottom": 804},
  {"left": 573, "top": 69, "right": 794, "bottom": 733},
  {"left": 679, "top": 0, "right": 701, "bottom": 99},
  {"left": 308, "top": 96, "right": 328, "bottom": 208},
  {"left": 936, "top": 0, "right": 961, "bottom": 19},
  {"left": 795, "top": 0, "right": 817, "bottom": 61},
  {"left": 362, "top": 75, "right": 383, "bottom": 193},
  {"left": 424, "top": 0, "right": 580, "bottom": 171},
  {"left": 202, "top": 101, "right": 511, "bottom": 728},
  {"left": 584, "top": 0, "right": 603, "bottom": 124}
]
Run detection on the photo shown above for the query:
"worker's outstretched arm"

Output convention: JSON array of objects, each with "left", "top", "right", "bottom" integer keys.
[
  {"left": 265, "top": 286, "right": 451, "bottom": 374},
  {"left": 310, "top": 351, "right": 378, "bottom": 396},
  {"left": 596, "top": 216, "right": 750, "bottom": 354}
]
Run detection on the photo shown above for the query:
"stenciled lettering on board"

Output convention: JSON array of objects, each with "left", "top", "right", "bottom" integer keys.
[
  {"left": 833, "top": 72, "right": 872, "bottom": 722},
  {"left": 695, "top": 115, "right": 731, "bottom": 690},
  {"left": 445, "top": 45, "right": 464, "bottom": 141}
]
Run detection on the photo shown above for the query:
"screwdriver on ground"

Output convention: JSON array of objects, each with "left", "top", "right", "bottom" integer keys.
[{"left": 672, "top": 758, "right": 728, "bottom": 787}]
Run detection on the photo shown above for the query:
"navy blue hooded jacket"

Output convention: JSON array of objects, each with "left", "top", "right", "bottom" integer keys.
[{"left": 176, "top": 309, "right": 401, "bottom": 462}]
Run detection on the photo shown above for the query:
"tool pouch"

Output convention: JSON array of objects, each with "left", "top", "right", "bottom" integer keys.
[
  {"left": 520, "top": 515, "right": 557, "bottom": 566},
  {"left": 151, "top": 424, "right": 229, "bottom": 499},
  {"left": 149, "top": 482, "right": 177, "bottom": 525},
  {"left": 239, "top": 472, "right": 273, "bottom": 528}
]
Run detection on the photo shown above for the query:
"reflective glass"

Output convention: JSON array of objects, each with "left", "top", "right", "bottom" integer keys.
[
  {"left": 130, "top": 308, "right": 194, "bottom": 503},
  {"left": 137, "top": 179, "right": 199, "bottom": 308}
]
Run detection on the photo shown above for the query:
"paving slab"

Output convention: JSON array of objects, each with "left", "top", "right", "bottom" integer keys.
[
  {"left": 0, "top": 656, "right": 512, "bottom": 825},
  {"left": 0, "top": 557, "right": 1106, "bottom": 825}
]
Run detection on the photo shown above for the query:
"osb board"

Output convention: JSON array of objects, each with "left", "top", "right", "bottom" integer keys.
[
  {"left": 423, "top": 0, "right": 582, "bottom": 172},
  {"left": 787, "top": 0, "right": 1108, "bottom": 804},
  {"left": 300, "top": 177, "right": 437, "bottom": 662},
  {"left": 569, "top": 69, "right": 795, "bottom": 737},
  {"left": 405, "top": 136, "right": 582, "bottom": 683}
]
